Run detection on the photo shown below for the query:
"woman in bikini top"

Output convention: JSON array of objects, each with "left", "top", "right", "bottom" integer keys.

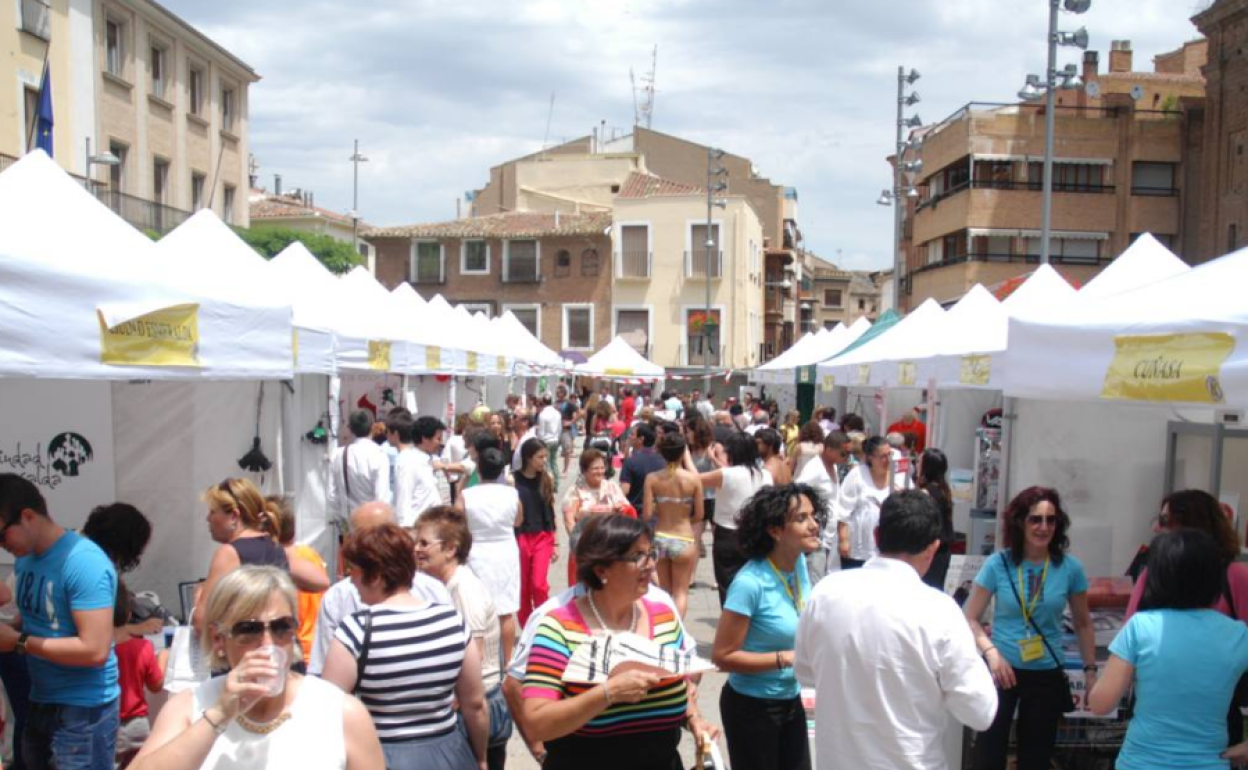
[{"left": 643, "top": 432, "right": 705, "bottom": 618}]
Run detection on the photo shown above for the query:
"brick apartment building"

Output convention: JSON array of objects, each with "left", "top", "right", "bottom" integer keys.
[{"left": 364, "top": 211, "right": 613, "bottom": 356}]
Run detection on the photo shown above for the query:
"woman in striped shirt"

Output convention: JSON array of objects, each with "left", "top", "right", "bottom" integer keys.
[
  {"left": 322, "top": 524, "right": 489, "bottom": 770},
  {"left": 521, "top": 514, "right": 717, "bottom": 770}
]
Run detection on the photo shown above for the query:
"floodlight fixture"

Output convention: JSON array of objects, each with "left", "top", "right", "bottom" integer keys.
[
  {"left": 904, "top": 114, "right": 923, "bottom": 128},
  {"left": 1057, "top": 26, "right": 1089, "bottom": 49},
  {"left": 877, "top": 190, "right": 893, "bottom": 206},
  {"left": 904, "top": 92, "right": 921, "bottom": 107},
  {"left": 905, "top": 69, "right": 921, "bottom": 84},
  {"left": 903, "top": 159, "right": 923, "bottom": 174},
  {"left": 905, "top": 187, "right": 920, "bottom": 199},
  {"left": 1063, "top": 0, "right": 1091, "bottom": 13}
]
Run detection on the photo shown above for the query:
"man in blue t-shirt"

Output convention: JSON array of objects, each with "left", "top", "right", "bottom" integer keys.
[{"left": 0, "top": 474, "right": 119, "bottom": 770}]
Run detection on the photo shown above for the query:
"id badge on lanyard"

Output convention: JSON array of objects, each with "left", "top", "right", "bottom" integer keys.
[
  {"left": 1016, "top": 558, "right": 1050, "bottom": 663},
  {"left": 1018, "top": 635, "right": 1045, "bottom": 662}
]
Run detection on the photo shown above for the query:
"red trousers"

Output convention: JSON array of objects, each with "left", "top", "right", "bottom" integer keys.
[{"left": 517, "top": 531, "right": 555, "bottom": 626}]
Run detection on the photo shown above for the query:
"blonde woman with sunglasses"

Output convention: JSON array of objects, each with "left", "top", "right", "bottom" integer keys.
[{"left": 131, "top": 566, "right": 383, "bottom": 770}]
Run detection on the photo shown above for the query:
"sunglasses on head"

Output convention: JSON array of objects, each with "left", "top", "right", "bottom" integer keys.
[{"left": 226, "top": 616, "right": 296, "bottom": 644}]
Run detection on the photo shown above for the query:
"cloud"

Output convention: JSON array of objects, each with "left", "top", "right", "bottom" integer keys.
[{"left": 161, "top": 0, "right": 1204, "bottom": 271}]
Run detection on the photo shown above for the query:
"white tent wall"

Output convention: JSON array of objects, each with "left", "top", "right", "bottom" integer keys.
[
  {"left": 936, "top": 390, "right": 1004, "bottom": 471},
  {"left": 281, "top": 374, "right": 332, "bottom": 562},
  {"left": 1006, "top": 399, "right": 1168, "bottom": 577},
  {"left": 114, "top": 380, "right": 286, "bottom": 618},
  {"left": 415, "top": 377, "right": 453, "bottom": 425},
  {"left": 0, "top": 379, "right": 118, "bottom": 565},
  {"left": 455, "top": 377, "right": 488, "bottom": 416},
  {"left": 1171, "top": 430, "right": 1248, "bottom": 527},
  {"left": 481, "top": 376, "right": 510, "bottom": 412},
  {"left": 766, "top": 383, "right": 797, "bottom": 414}
]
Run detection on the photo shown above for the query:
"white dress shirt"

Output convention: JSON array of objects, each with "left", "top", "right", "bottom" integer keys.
[
  {"left": 795, "top": 456, "right": 840, "bottom": 549},
  {"left": 795, "top": 557, "right": 997, "bottom": 770},
  {"left": 326, "top": 437, "right": 391, "bottom": 520},
  {"left": 536, "top": 406, "right": 562, "bottom": 444},
  {"left": 834, "top": 464, "right": 894, "bottom": 561},
  {"left": 394, "top": 447, "right": 442, "bottom": 527},
  {"left": 308, "top": 573, "right": 451, "bottom": 676}
]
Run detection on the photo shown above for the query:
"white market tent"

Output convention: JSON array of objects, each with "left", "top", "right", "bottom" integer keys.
[
  {"left": 574, "top": 336, "right": 666, "bottom": 380},
  {"left": 817, "top": 298, "right": 947, "bottom": 387},
  {"left": 497, "top": 310, "right": 566, "bottom": 369},
  {"left": 753, "top": 330, "right": 826, "bottom": 384},
  {"left": 1076, "top": 233, "right": 1190, "bottom": 303},
  {"left": 268, "top": 242, "right": 370, "bottom": 374}
]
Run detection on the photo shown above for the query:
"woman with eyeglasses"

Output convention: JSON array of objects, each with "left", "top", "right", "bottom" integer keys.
[
  {"left": 1124, "top": 489, "right": 1248, "bottom": 745},
  {"left": 1088, "top": 529, "right": 1248, "bottom": 770},
  {"left": 193, "top": 479, "right": 330, "bottom": 636},
  {"left": 963, "top": 486, "right": 1097, "bottom": 770},
  {"left": 712, "top": 484, "right": 824, "bottom": 770},
  {"left": 833, "top": 436, "right": 896, "bottom": 570},
  {"left": 520, "top": 514, "right": 717, "bottom": 770},
  {"left": 131, "top": 566, "right": 384, "bottom": 770},
  {"left": 322, "top": 523, "right": 488, "bottom": 770}
]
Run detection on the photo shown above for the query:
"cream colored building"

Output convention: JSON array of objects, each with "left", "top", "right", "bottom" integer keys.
[
  {"left": 2, "top": 0, "right": 256, "bottom": 230},
  {"left": 250, "top": 186, "right": 376, "bottom": 268},
  {"left": 610, "top": 172, "right": 766, "bottom": 371}
]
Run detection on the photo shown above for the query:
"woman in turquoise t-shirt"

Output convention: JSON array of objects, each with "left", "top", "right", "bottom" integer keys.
[
  {"left": 712, "top": 483, "right": 824, "bottom": 770},
  {"left": 964, "top": 486, "right": 1098, "bottom": 770},
  {"left": 1090, "top": 529, "right": 1248, "bottom": 770}
]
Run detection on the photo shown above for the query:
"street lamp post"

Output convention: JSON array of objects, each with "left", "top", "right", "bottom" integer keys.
[
  {"left": 704, "top": 147, "right": 728, "bottom": 392},
  {"left": 878, "top": 67, "right": 921, "bottom": 311},
  {"left": 349, "top": 139, "right": 368, "bottom": 257},
  {"left": 83, "top": 137, "right": 119, "bottom": 191},
  {"left": 1019, "top": 0, "right": 1091, "bottom": 264}
]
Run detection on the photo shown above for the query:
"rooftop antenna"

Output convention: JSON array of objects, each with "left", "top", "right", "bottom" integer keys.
[
  {"left": 541, "top": 92, "right": 556, "bottom": 151},
  {"left": 632, "top": 45, "right": 658, "bottom": 128}
]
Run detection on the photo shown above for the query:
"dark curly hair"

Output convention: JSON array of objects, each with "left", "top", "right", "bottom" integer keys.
[
  {"left": 82, "top": 502, "right": 152, "bottom": 573},
  {"left": 736, "top": 483, "right": 826, "bottom": 560},
  {"left": 1004, "top": 486, "right": 1071, "bottom": 565}
]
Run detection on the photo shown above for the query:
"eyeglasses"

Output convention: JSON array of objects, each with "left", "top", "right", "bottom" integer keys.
[
  {"left": 1027, "top": 514, "right": 1058, "bottom": 526},
  {"left": 619, "top": 550, "right": 659, "bottom": 567},
  {"left": 414, "top": 537, "right": 443, "bottom": 549},
  {"left": 226, "top": 616, "right": 296, "bottom": 645}
]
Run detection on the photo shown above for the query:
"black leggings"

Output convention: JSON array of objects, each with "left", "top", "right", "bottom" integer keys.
[
  {"left": 972, "top": 667, "right": 1068, "bottom": 770},
  {"left": 720, "top": 683, "right": 810, "bottom": 770},
  {"left": 712, "top": 523, "right": 746, "bottom": 606}
]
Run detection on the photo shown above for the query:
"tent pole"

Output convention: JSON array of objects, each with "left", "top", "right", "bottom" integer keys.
[{"left": 998, "top": 395, "right": 1017, "bottom": 550}]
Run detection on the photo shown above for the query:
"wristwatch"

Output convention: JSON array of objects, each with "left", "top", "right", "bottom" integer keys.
[{"left": 15, "top": 632, "right": 29, "bottom": 655}]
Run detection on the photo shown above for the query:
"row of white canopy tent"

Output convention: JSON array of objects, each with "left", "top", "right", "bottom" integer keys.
[
  {"left": 572, "top": 336, "right": 666, "bottom": 381},
  {"left": 751, "top": 317, "right": 873, "bottom": 385},
  {"left": 0, "top": 151, "right": 568, "bottom": 380}
]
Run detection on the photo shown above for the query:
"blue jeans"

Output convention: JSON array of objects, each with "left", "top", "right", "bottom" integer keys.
[{"left": 23, "top": 699, "right": 119, "bottom": 770}]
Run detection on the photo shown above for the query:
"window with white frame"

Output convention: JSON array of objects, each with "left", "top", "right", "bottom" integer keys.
[
  {"left": 618, "top": 224, "right": 649, "bottom": 277},
  {"left": 223, "top": 184, "right": 236, "bottom": 225},
  {"left": 461, "top": 240, "right": 489, "bottom": 274},
  {"left": 188, "top": 63, "right": 204, "bottom": 116},
  {"left": 20, "top": 0, "right": 52, "bottom": 40},
  {"left": 563, "top": 305, "right": 594, "bottom": 350},
  {"left": 616, "top": 309, "right": 650, "bottom": 358},
  {"left": 504, "top": 240, "right": 539, "bottom": 282},
  {"left": 221, "top": 84, "right": 236, "bottom": 133},
  {"left": 504, "top": 305, "right": 540, "bottom": 339},
  {"left": 411, "top": 241, "right": 444, "bottom": 283},
  {"left": 149, "top": 41, "right": 168, "bottom": 99},
  {"left": 191, "top": 172, "right": 205, "bottom": 210},
  {"left": 686, "top": 308, "right": 721, "bottom": 366},
  {"left": 105, "top": 17, "right": 125, "bottom": 78},
  {"left": 688, "top": 223, "right": 722, "bottom": 278}
]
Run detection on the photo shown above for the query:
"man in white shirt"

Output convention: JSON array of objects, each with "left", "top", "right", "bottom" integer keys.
[
  {"left": 511, "top": 413, "right": 538, "bottom": 472},
  {"left": 308, "top": 501, "right": 451, "bottom": 675},
  {"left": 326, "top": 410, "right": 391, "bottom": 522},
  {"left": 394, "top": 415, "right": 446, "bottom": 527},
  {"left": 795, "top": 430, "right": 852, "bottom": 582},
  {"left": 536, "top": 395, "right": 563, "bottom": 490},
  {"left": 795, "top": 491, "right": 997, "bottom": 770}
]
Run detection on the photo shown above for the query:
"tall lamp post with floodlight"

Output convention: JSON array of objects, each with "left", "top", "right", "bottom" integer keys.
[
  {"left": 703, "top": 148, "right": 728, "bottom": 391},
  {"left": 877, "top": 67, "right": 922, "bottom": 311},
  {"left": 349, "top": 139, "right": 368, "bottom": 257},
  {"left": 1018, "top": 0, "right": 1091, "bottom": 265},
  {"left": 83, "top": 137, "right": 119, "bottom": 192}
]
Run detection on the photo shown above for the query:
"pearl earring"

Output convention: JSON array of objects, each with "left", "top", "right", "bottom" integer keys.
[{"left": 602, "top": 576, "right": 608, "bottom": 586}]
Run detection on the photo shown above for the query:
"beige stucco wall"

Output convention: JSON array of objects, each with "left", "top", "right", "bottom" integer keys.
[
  {"left": 513, "top": 154, "right": 638, "bottom": 213},
  {"left": 1, "top": 0, "right": 79, "bottom": 163},
  {"left": 611, "top": 195, "right": 765, "bottom": 370}
]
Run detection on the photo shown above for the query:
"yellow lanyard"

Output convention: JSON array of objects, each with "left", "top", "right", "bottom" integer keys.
[
  {"left": 1017, "top": 557, "right": 1050, "bottom": 629},
  {"left": 767, "top": 558, "right": 804, "bottom": 613}
]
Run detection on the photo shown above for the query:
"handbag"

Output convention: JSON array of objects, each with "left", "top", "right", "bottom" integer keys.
[{"left": 1001, "top": 552, "right": 1077, "bottom": 713}]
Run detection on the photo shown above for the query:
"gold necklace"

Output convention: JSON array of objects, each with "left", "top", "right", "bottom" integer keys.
[{"left": 235, "top": 711, "right": 292, "bottom": 735}]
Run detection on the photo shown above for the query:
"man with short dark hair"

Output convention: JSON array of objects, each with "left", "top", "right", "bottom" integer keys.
[
  {"left": 395, "top": 415, "right": 446, "bottom": 526},
  {"left": 796, "top": 491, "right": 996, "bottom": 769},
  {"left": 796, "top": 430, "right": 853, "bottom": 581},
  {"left": 0, "top": 474, "right": 120, "bottom": 770},
  {"left": 618, "top": 422, "right": 664, "bottom": 510},
  {"left": 327, "top": 409, "right": 391, "bottom": 521}
]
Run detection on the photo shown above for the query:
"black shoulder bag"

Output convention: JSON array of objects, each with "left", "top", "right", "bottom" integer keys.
[
  {"left": 354, "top": 608, "right": 372, "bottom": 696},
  {"left": 1001, "top": 552, "right": 1077, "bottom": 713}
]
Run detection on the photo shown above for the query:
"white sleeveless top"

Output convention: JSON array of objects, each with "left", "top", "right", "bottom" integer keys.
[
  {"left": 461, "top": 483, "right": 520, "bottom": 543},
  {"left": 715, "top": 466, "right": 773, "bottom": 529},
  {"left": 191, "top": 675, "right": 346, "bottom": 770}
]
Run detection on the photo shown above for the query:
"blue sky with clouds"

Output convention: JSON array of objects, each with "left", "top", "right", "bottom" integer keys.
[{"left": 164, "top": 0, "right": 1210, "bottom": 270}]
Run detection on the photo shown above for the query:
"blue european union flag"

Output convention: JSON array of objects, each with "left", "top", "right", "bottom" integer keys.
[{"left": 34, "top": 62, "right": 53, "bottom": 157}]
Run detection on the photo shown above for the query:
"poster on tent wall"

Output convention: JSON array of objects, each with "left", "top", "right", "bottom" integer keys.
[
  {"left": 339, "top": 374, "right": 406, "bottom": 443},
  {"left": 0, "top": 380, "right": 116, "bottom": 563}
]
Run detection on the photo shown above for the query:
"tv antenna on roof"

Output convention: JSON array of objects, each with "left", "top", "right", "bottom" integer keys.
[{"left": 631, "top": 45, "right": 658, "bottom": 128}]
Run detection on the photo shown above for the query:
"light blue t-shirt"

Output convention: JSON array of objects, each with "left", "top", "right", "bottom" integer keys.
[
  {"left": 15, "top": 530, "right": 119, "bottom": 706},
  {"left": 1112, "top": 609, "right": 1248, "bottom": 770},
  {"left": 723, "top": 554, "right": 810, "bottom": 700},
  {"left": 974, "top": 551, "right": 1088, "bottom": 670}
]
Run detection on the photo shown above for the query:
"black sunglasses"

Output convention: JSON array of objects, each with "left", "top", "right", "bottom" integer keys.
[{"left": 227, "top": 616, "right": 296, "bottom": 644}]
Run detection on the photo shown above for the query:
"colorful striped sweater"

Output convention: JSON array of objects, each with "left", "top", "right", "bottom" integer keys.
[{"left": 522, "top": 597, "right": 688, "bottom": 737}]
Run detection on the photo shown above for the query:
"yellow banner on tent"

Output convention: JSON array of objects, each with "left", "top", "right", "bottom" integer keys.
[
  {"left": 425, "top": 345, "right": 442, "bottom": 371},
  {"left": 496, "top": 356, "right": 507, "bottom": 374},
  {"left": 467, "top": 352, "right": 479, "bottom": 373},
  {"left": 99, "top": 304, "right": 200, "bottom": 366},
  {"left": 961, "top": 355, "right": 991, "bottom": 386},
  {"left": 292, "top": 329, "right": 300, "bottom": 367},
  {"left": 1102, "top": 332, "right": 1234, "bottom": 404},
  {"left": 857, "top": 365, "right": 871, "bottom": 385},
  {"left": 821, "top": 374, "right": 835, "bottom": 392},
  {"left": 368, "top": 341, "right": 391, "bottom": 371},
  {"left": 605, "top": 367, "right": 635, "bottom": 376},
  {"left": 897, "top": 362, "right": 917, "bottom": 387}
]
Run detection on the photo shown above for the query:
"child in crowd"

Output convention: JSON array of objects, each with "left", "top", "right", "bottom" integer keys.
[{"left": 113, "top": 608, "right": 167, "bottom": 769}]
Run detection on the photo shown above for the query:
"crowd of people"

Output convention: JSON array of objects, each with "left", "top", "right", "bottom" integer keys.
[{"left": 1, "top": 383, "right": 1247, "bottom": 770}]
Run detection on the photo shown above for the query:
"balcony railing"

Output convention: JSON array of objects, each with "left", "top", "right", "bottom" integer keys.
[
  {"left": 503, "top": 259, "right": 540, "bottom": 283},
  {"left": 917, "top": 178, "right": 1117, "bottom": 212},
  {"left": 410, "top": 262, "right": 445, "bottom": 284},
  {"left": 1130, "top": 186, "right": 1180, "bottom": 197},
  {"left": 913, "top": 251, "right": 1112, "bottom": 276},
  {"left": 98, "top": 190, "right": 192, "bottom": 235},
  {"left": 680, "top": 342, "right": 721, "bottom": 367},
  {"left": 685, "top": 250, "right": 723, "bottom": 279},
  {"left": 618, "top": 249, "right": 651, "bottom": 278}
]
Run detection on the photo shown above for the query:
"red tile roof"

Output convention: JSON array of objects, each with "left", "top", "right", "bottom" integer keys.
[
  {"left": 616, "top": 172, "right": 703, "bottom": 199},
  {"left": 250, "top": 194, "right": 361, "bottom": 228},
  {"left": 362, "top": 210, "right": 612, "bottom": 240}
]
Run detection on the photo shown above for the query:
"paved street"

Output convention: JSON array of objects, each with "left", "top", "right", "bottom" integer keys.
[{"left": 503, "top": 457, "right": 728, "bottom": 768}]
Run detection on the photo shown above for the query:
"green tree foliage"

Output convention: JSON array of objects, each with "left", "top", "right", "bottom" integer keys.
[{"left": 235, "top": 226, "right": 364, "bottom": 274}]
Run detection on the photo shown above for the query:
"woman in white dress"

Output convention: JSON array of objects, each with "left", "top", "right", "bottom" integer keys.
[
  {"left": 456, "top": 447, "right": 520, "bottom": 663},
  {"left": 835, "top": 435, "right": 896, "bottom": 569},
  {"left": 130, "top": 566, "right": 383, "bottom": 770}
]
